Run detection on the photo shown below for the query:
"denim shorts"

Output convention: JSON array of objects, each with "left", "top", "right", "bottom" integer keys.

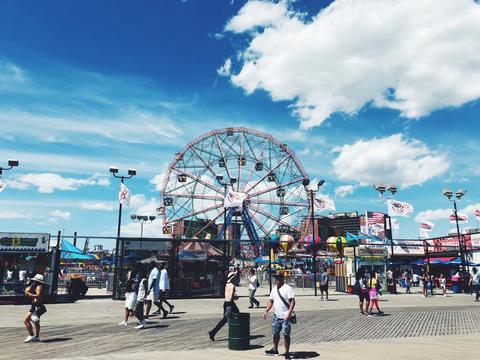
[{"left": 272, "top": 315, "right": 291, "bottom": 337}]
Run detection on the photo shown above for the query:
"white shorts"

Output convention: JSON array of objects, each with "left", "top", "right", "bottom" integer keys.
[
  {"left": 125, "top": 292, "right": 137, "bottom": 310},
  {"left": 146, "top": 290, "right": 158, "bottom": 303}
]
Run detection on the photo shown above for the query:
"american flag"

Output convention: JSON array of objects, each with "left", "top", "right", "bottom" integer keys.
[
  {"left": 450, "top": 213, "right": 468, "bottom": 222},
  {"left": 475, "top": 209, "right": 480, "bottom": 219},
  {"left": 420, "top": 221, "right": 434, "bottom": 230},
  {"left": 367, "top": 212, "right": 384, "bottom": 225}
]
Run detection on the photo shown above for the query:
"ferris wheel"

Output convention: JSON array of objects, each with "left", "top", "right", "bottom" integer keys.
[{"left": 160, "top": 127, "right": 310, "bottom": 240}]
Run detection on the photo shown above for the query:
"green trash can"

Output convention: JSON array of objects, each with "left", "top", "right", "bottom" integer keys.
[{"left": 228, "top": 312, "right": 250, "bottom": 350}]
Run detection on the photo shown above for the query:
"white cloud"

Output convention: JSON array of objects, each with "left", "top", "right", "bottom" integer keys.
[
  {"left": 415, "top": 203, "right": 480, "bottom": 223},
  {"left": 79, "top": 202, "right": 115, "bottom": 211},
  {"left": 0, "top": 211, "right": 32, "bottom": 219},
  {"left": 332, "top": 134, "right": 449, "bottom": 188},
  {"left": 335, "top": 184, "right": 355, "bottom": 198},
  {"left": 225, "top": 0, "right": 480, "bottom": 128},
  {"left": 217, "top": 58, "right": 232, "bottom": 77},
  {"left": 8, "top": 173, "right": 110, "bottom": 193},
  {"left": 225, "top": 0, "right": 289, "bottom": 32},
  {"left": 50, "top": 210, "right": 71, "bottom": 220},
  {"left": 415, "top": 208, "right": 451, "bottom": 223}
]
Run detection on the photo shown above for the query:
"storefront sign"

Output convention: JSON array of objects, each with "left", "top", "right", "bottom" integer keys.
[
  {"left": 0, "top": 232, "right": 50, "bottom": 252},
  {"left": 389, "top": 240, "right": 424, "bottom": 256}
]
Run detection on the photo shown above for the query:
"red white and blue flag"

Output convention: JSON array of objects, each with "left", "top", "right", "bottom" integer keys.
[
  {"left": 420, "top": 221, "right": 434, "bottom": 230},
  {"left": 450, "top": 213, "right": 468, "bottom": 222},
  {"left": 367, "top": 212, "right": 384, "bottom": 225},
  {"left": 475, "top": 209, "right": 480, "bottom": 220}
]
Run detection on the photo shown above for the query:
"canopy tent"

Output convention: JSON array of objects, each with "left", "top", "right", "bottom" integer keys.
[
  {"left": 412, "top": 257, "right": 479, "bottom": 266},
  {"left": 61, "top": 240, "right": 96, "bottom": 261},
  {"left": 178, "top": 241, "right": 223, "bottom": 260}
]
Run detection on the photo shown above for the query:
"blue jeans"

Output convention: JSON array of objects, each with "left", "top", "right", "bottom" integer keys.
[{"left": 272, "top": 315, "right": 291, "bottom": 337}]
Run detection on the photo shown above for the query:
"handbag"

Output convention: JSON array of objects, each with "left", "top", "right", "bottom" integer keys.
[{"left": 276, "top": 287, "right": 296, "bottom": 324}]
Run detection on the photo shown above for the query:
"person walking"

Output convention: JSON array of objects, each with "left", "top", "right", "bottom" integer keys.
[
  {"left": 247, "top": 268, "right": 260, "bottom": 308},
  {"left": 23, "top": 274, "right": 47, "bottom": 343},
  {"left": 368, "top": 271, "right": 383, "bottom": 315},
  {"left": 439, "top": 273, "right": 447, "bottom": 297},
  {"left": 208, "top": 271, "right": 240, "bottom": 341},
  {"left": 355, "top": 272, "right": 370, "bottom": 315},
  {"left": 422, "top": 272, "right": 429, "bottom": 298},
  {"left": 145, "top": 261, "right": 163, "bottom": 319},
  {"left": 157, "top": 263, "right": 175, "bottom": 316},
  {"left": 119, "top": 269, "right": 137, "bottom": 326},
  {"left": 405, "top": 273, "right": 411, "bottom": 294},
  {"left": 470, "top": 267, "right": 480, "bottom": 302},
  {"left": 320, "top": 268, "right": 329, "bottom": 301},
  {"left": 132, "top": 269, "right": 148, "bottom": 329},
  {"left": 263, "top": 272, "right": 295, "bottom": 359}
]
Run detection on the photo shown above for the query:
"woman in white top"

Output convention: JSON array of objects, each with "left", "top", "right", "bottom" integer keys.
[
  {"left": 248, "top": 268, "right": 260, "bottom": 308},
  {"left": 439, "top": 273, "right": 447, "bottom": 297}
]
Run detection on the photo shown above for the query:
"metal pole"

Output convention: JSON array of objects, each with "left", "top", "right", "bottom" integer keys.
[
  {"left": 73, "top": 231, "right": 77, "bottom": 247},
  {"left": 387, "top": 216, "right": 397, "bottom": 294},
  {"left": 353, "top": 245, "right": 357, "bottom": 275},
  {"left": 310, "top": 190, "right": 317, "bottom": 297},
  {"left": 112, "top": 177, "right": 124, "bottom": 300},
  {"left": 453, "top": 200, "right": 466, "bottom": 287},
  {"left": 140, "top": 222, "right": 144, "bottom": 238},
  {"left": 51, "top": 230, "right": 62, "bottom": 300},
  {"left": 425, "top": 239, "right": 430, "bottom": 274},
  {"left": 268, "top": 241, "right": 272, "bottom": 292}
]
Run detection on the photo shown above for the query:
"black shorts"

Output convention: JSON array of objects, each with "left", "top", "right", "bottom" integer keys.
[
  {"left": 320, "top": 284, "right": 328, "bottom": 292},
  {"left": 358, "top": 289, "right": 370, "bottom": 302},
  {"left": 29, "top": 304, "right": 47, "bottom": 317}
]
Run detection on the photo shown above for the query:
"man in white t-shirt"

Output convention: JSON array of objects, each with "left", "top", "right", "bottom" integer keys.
[
  {"left": 263, "top": 272, "right": 295, "bottom": 359},
  {"left": 145, "top": 262, "right": 162, "bottom": 319},
  {"left": 470, "top": 267, "right": 480, "bottom": 302},
  {"left": 155, "top": 263, "right": 175, "bottom": 316}
]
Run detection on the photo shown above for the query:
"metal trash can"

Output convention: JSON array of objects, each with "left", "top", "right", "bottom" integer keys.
[{"left": 228, "top": 312, "right": 250, "bottom": 350}]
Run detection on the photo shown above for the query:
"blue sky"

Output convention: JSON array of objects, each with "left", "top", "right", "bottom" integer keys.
[{"left": 0, "top": 0, "right": 479, "bottom": 249}]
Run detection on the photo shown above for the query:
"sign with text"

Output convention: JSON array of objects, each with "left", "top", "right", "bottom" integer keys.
[{"left": 0, "top": 232, "right": 50, "bottom": 252}]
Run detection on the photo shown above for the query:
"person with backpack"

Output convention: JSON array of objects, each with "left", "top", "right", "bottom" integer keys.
[
  {"left": 247, "top": 268, "right": 260, "bottom": 308},
  {"left": 368, "top": 271, "right": 383, "bottom": 315}
]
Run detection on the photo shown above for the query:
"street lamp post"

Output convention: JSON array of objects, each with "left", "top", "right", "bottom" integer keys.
[
  {"left": 303, "top": 178, "right": 325, "bottom": 297},
  {"left": 373, "top": 184, "right": 398, "bottom": 294},
  {"left": 110, "top": 166, "right": 136, "bottom": 300},
  {"left": 130, "top": 214, "right": 156, "bottom": 238},
  {"left": 0, "top": 160, "right": 19, "bottom": 190},
  {"left": 442, "top": 188, "right": 467, "bottom": 284}
]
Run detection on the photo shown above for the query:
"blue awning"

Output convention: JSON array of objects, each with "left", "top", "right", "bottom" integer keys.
[{"left": 61, "top": 240, "right": 96, "bottom": 261}]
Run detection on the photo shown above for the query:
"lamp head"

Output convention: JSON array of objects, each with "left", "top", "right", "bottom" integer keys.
[
  {"left": 374, "top": 184, "right": 386, "bottom": 194},
  {"left": 130, "top": 214, "right": 137, "bottom": 221},
  {"left": 317, "top": 179, "right": 325, "bottom": 188},
  {"left": 388, "top": 184, "right": 397, "bottom": 195},
  {"left": 442, "top": 188, "right": 453, "bottom": 199},
  {"left": 109, "top": 166, "right": 119, "bottom": 174},
  {"left": 128, "top": 169, "right": 137, "bottom": 176},
  {"left": 302, "top": 178, "right": 310, "bottom": 187},
  {"left": 455, "top": 189, "right": 467, "bottom": 199},
  {"left": 148, "top": 215, "right": 156, "bottom": 222},
  {"left": 8, "top": 159, "right": 19, "bottom": 167}
]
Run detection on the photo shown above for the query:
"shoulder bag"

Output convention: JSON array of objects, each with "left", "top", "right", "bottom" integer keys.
[{"left": 276, "top": 287, "right": 296, "bottom": 324}]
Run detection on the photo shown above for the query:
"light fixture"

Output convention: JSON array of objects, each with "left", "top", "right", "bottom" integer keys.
[
  {"left": 128, "top": 169, "right": 137, "bottom": 176},
  {"left": 8, "top": 159, "right": 19, "bottom": 167},
  {"left": 109, "top": 166, "right": 119, "bottom": 174},
  {"left": 442, "top": 188, "right": 453, "bottom": 199}
]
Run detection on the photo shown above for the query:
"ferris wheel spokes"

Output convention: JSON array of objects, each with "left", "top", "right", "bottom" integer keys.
[
  {"left": 244, "top": 155, "right": 292, "bottom": 194},
  {"left": 249, "top": 177, "right": 305, "bottom": 199},
  {"left": 171, "top": 168, "right": 222, "bottom": 195},
  {"left": 240, "top": 135, "right": 270, "bottom": 193}
]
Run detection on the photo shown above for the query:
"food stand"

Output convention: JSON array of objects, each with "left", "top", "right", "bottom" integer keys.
[{"left": 0, "top": 232, "right": 51, "bottom": 300}]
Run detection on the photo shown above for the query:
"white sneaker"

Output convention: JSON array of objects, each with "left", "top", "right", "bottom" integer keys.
[
  {"left": 31, "top": 336, "right": 40, "bottom": 342},
  {"left": 118, "top": 321, "right": 128, "bottom": 326},
  {"left": 24, "top": 335, "right": 35, "bottom": 343},
  {"left": 134, "top": 321, "right": 145, "bottom": 330}
]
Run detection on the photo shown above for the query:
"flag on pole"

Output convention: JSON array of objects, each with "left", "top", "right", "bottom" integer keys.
[
  {"left": 314, "top": 193, "right": 336, "bottom": 211},
  {"left": 119, "top": 182, "right": 131, "bottom": 207},
  {"left": 475, "top": 209, "right": 480, "bottom": 220},
  {"left": 450, "top": 213, "right": 468, "bottom": 222},
  {"left": 367, "top": 212, "right": 384, "bottom": 225},
  {"left": 0, "top": 179, "right": 6, "bottom": 193},
  {"left": 387, "top": 199, "right": 414, "bottom": 217},
  {"left": 420, "top": 221, "right": 435, "bottom": 230}
]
